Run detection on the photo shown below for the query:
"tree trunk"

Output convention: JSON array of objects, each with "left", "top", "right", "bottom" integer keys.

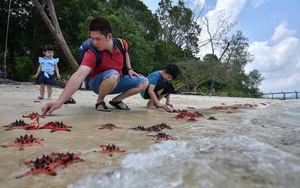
[
  {"left": 210, "top": 79, "right": 215, "bottom": 93},
  {"left": 192, "top": 81, "right": 204, "bottom": 92},
  {"left": 32, "top": 0, "right": 79, "bottom": 71}
]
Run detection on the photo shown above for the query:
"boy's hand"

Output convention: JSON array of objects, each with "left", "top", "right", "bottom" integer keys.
[
  {"left": 166, "top": 103, "right": 173, "bottom": 108},
  {"left": 165, "top": 105, "right": 173, "bottom": 112},
  {"left": 158, "top": 103, "right": 172, "bottom": 112}
]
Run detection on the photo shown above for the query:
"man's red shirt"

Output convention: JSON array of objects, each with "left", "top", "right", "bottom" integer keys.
[{"left": 81, "top": 40, "right": 128, "bottom": 81}]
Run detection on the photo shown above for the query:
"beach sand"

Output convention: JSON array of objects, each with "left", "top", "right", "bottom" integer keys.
[{"left": 0, "top": 78, "right": 274, "bottom": 188}]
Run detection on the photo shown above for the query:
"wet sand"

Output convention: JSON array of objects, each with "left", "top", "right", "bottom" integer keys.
[{"left": 0, "top": 79, "right": 274, "bottom": 188}]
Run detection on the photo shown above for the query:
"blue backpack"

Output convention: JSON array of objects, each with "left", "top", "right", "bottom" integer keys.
[{"left": 79, "top": 37, "right": 127, "bottom": 89}]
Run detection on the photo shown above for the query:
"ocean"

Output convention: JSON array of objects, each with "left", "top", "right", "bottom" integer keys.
[{"left": 67, "top": 100, "right": 300, "bottom": 188}]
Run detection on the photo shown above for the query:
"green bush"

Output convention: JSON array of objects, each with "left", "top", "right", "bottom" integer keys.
[{"left": 15, "top": 56, "right": 34, "bottom": 82}]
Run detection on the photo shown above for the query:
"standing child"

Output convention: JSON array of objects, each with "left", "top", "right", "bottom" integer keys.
[
  {"left": 140, "top": 63, "right": 181, "bottom": 112},
  {"left": 33, "top": 44, "right": 60, "bottom": 100}
]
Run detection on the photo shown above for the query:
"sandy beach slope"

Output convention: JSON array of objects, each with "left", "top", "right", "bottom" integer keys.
[{"left": 0, "top": 79, "right": 275, "bottom": 188}]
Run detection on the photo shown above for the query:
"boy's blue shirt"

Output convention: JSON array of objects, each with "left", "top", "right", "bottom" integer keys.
[
  {"left": 39, "top": 56, "right": 59, "bottom": 78},
  {"left": 147, "top": 70, "right": 163, "bottom": 85},
  {"left": 140, "top": 70, "right": 169, "bottom": 97}
]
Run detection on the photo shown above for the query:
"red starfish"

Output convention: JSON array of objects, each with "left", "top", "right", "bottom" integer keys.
[
  {"left": 4, "top": 117, "right": 41, "bottom": 130},
  {"left": 187, "top": 106, "right": 195, "bottom": 109},
  {"left": 145, "top": 125, "right": 162, "bottom": 132},
  {"left": 207, "top": 116, "right": 217, "bottom": 120},
  {"left": 3, "top": 120, "right": 27, "bottom": 130},
  {"left": 39, "top": 121, "right": 72, "bottom": 132},
  {"left": 155, "top": 123, "right": 172, "bottom": 130},
  {"left": 190, "top": 111, "right": 205, "bottom": 118},
  {"left": 98, "top": 123, "right": 122, "bottom": 131},
  {"left": 187, "top": 117, "right": 198, "bottom": 122},
  {"left": 243, "top": 103, "right": 257, "bottom": 107},
  {"left": 147, "top": 132, "right": 174, "bottom": 142},
  {"left": 130, "top": 126, "right": 147, "bottom": 131},
  {"left": 50, "top": 152, "right": 85, "bottom": 168},
  {"left": 173, "top": 110, "right": 204, "bottom": 120},
  {"left": 17, "top": 155, "right": 61, "bottom": 178},
  {"left": 17, "top": 152, "right": 84, "bottom": 178},
  {"left": 95, "top": 144, "right": 125, "bottom": 157},
  {"left": 23, "top": 112, "right": 45, "bottom": 119},
  {"left": 168, "top": 109, "right": 180, "bottom": 113},
  {"left": 2, "top": 134, "right": 44, "bottom": 150},
  {"left": 24, "top": 116, "right": 41, "bottom": 130},
  {"left": 210, "top": 106, "right": 228, "bottom": 110},
  {"left": 174, "top": 113, "right": 188, "bottom": 119}
]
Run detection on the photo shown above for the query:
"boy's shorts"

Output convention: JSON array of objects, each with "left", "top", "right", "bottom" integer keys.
[
  {"left": 89, "top": 70, "right": 148, "bottom": 94},
  {"left": 142, "top": 80, "right": 175, "bottom": 99}
]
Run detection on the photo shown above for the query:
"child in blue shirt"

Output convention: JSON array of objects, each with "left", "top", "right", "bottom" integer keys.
[
  {"left": 33, "top": 44, "right": 60, "bottom": 100},
  {"left": 140, "top": 63, "right": 180, "bottom": 112}
]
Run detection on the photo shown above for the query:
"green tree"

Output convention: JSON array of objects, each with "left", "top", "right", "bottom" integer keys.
[
  {"left": 0, "top": 0, "right": 37, "bottom": 80},
  {"left": 32, "top": 0, "right": 79, "bottom": 71},
  {"left": 202, "top": 53, "right": 225, "bottom": 93},
  {"left": 221, "top": 31, "right": 252, "bottom": 88},
  {"left": 155, "top": 0, "right": 201, "bottom": 62},
  {"left": 176, "top": 58, "right": 206, "bottom": 93},
  {"left": 246, "top": 69, "right": 264, "bottom": 95},
  {"left": 221, "top": 31, "right": 264, "bottom": 95},
  {"left": 78, "top": 1, "right": 157, "bottom": 74},
  {"left": 109, "top": 0, "right": 161, "bottom": 41}
]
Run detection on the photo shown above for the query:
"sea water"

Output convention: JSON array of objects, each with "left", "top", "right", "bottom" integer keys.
[{"left": 67, "top": 100, "right": 300, "bottom": 188}]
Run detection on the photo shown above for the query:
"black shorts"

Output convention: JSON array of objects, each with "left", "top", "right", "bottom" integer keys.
[{"left": 143, "top": 80, "right": 175, "bottom": 99}]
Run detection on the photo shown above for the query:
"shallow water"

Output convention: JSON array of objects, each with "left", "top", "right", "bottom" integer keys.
[
  {"left": 68, "top": 100, "right": 300, "bottom": 188},
  {"left": 1, "top": 85, "right": 299, "bottom": 188}
]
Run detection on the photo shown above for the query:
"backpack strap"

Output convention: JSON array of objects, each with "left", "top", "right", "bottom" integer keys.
[
  {"left": 113, "top": 37, "right": 126, "bottom": 62},
  {"left": 89, "top": 46, "right": 102, "bottom": 66},
  {"left": 113, "top": 38, "right": 125, "bottom": 50},
  {"left": 81, "top": 37, "right": 127, "bottom": 70},
  {"left": 89, "top": 38, "right": 125, "bottom": 67},
  {"left": 113, "top": 37, "right": 128, "bottom": 75}
]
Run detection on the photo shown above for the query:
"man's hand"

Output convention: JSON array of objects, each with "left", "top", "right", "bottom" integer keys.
[
  {"left": 41, "top": 100, "right": 63, "bottom": 116},
  {"left": 128, "top": 69, "right": 140, "bottom": 78}
]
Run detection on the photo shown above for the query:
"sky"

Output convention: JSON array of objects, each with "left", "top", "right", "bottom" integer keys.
[{"left": 141, "top": 0, "right": 300, "bottom": 93}]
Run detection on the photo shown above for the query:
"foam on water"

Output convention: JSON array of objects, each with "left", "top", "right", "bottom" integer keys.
[{"left": 68, "top": 100, "right": 300, "bottom": 188}]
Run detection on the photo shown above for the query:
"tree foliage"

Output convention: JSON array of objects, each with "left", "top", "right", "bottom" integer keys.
[
  {"left": 0, "top": 0, "right": 264, "bottom": 97},
  {"left": 155, "top": 0, "right": 201, "bottom": 62}
]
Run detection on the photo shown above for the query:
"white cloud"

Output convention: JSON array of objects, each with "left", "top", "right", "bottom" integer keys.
[
  {"left": 251, "top": 0, "right": 265, "bottom": 8},
  {"left": 195, "top": 0, "right": 300, "bottom": 92},
  {"left": 262, "top": 73, "right": 300, "bottom": 92},
  {"left": 276, "top": 74, "right": 300, "bottom": 90},
  {"left": 207, "top": 0, "right": 246, "bottom": 20},
  {"left": 246, "top": 22, "right": 300, "bottom": 92},
  {"left": 271, "top": 22, "right": 296, "bottom": 42},
  {"left": 194, "top": 0, "right": 205, "bottom": 7},
  {"left": 198, "top": 0, "right": 246, "bottom": 57},
  {"left": 248, "top": 37, "right": 299, "bottom": 72}
]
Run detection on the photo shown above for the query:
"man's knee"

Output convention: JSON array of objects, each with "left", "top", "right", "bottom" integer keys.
[
  {"left": 106, "top": 74, "right": 119, "bottom": 85},
  {"left": 140, "top": 80, "right": 149, "bottom": 90}
]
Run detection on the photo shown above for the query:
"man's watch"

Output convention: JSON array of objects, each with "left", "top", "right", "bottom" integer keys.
[{"left": 127, "top": 68, "right": 133, "bottom": 71}]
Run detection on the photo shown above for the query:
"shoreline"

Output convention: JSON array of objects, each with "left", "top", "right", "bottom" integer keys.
[{"left": 0, "top": 81, "right": 278, "bottom": 188}]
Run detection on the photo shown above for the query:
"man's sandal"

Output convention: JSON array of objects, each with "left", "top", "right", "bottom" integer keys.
[
  {"left": 109, "top": 101, "right": 130, "bottom": 110},
  {"left": 95, "top": 102, "right": 111, "bottom": 112}
]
